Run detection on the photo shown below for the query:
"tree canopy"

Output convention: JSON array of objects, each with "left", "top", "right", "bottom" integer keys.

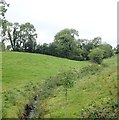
[{"left": 0, "top": 0, "right": 115, "bottom": 63}]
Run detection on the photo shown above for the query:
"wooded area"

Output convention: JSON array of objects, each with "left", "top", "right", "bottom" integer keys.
[{"left": 0, "top": 0, "right": 119, "bottom": 64}]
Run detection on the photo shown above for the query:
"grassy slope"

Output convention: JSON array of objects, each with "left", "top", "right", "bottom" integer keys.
[
  {"left": 2, "top": 52, "right": 88, "bottom": 90},
  {"left": 2, "top": 52, "right": 117, "bottom": 118},
  {"left": 2, "top": 52, "right": 88, "bottom": 118},
  {"left": 43, "top": 55, "right": 117, "bottom": 118}
]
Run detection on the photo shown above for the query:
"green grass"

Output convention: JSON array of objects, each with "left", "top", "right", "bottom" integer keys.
[
  {"left": 42, "top": 56, "right": 118, "bottom": 118},
  {"left": 2, "top": 52, "right": 118, "bottom": 118},
  {"left": 2, "top": 51, "right": 88, "bottom": 118},
  {"left": 2, "top": 52, "right": 88, "bottom": 90}
]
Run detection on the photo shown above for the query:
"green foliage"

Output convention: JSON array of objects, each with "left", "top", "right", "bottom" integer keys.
[
  {"left": 92, "top": 37, "right": 102, "bottom": 47},
  {"left": 0, "top": 0, "right": 37, "bottom": 52},
  {"left": 54, "top": 28, "right": 79, "bottom": 58},
  {"left": 0, "top": 1, "right": 113, "bottom": 62},
  {"left": 2, "top": 81, "right": 42, "bottom": 118},
  {"left": 35, "top": 35, "right": 104, "bottom": 62},
  {"left": 60, "top": 69, "right": 77, "bottom": 87},
  {"left": 43, "top": 55, "right": 117, "bottom": 118},
  {"left": 115, "top": 44, "right": 119, "bottom": 54},
  {"left": 19, "top": 22, "right": 37, "bottom": 52},
  {"left": 89, "top": 48, "right": 104, "bottom": 64},
  {"left": 0, "top": 0, "right": 10, "bottom": 44},
  {"left": 1, "top": 5, "right": 37, "bottom": 52},
  {"left": 0, "top": 0, "right": 9, "bottom": 18},
  {"left": 81, "top": 99, "right": 118, "bottom": 118},
  {"left": 99, "top": 43, "right": 114, "bottom": 58},
  {"left": 3, "top": 22, "right": 37, "bottom": 52},
  {"left": 78, "top": 63, "right": 102, "bottom": 79},
  {"left": 58, "top": 69, "right": 77, "bottom": 100}
]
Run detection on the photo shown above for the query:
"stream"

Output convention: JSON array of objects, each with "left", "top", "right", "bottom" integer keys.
[
  {"left": 22, "top": 88, "right": 48, "bottom": 119},
  {"left": 23, "top": 94, "right": 39, "bottom": 119}
]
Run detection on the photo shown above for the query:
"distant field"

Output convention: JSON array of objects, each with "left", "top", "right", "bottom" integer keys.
[{"left": 2, "top": 52, "right": 118, "bottom": 118}]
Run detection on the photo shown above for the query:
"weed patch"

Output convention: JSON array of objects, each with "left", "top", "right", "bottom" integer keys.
[{"left": 80, "top": 98, "right": 118, "bottom": 118}]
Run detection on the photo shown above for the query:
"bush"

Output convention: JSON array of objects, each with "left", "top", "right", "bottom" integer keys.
[
  {"left": 78, "top": 64, "right": 102, "bottom": 79},
  {"left": 99, "top": 44, "right": 114, "bottom": 58},
  {"left": 80, "top": 100, "right": 118, "bottom": 118},
  {"left": 89, "top": 48, "right": 104, "bottom": 64}
]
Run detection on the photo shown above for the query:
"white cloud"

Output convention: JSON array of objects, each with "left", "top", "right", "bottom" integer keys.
[{"left": 5, "top": 0, "right": 118, "bottom": 47}]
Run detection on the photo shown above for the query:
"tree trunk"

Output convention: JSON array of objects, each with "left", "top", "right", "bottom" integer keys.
[{"left": 8, "top": 30, "right": 14, "bottom": 50}]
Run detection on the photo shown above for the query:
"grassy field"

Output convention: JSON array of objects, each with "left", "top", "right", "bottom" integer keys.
[
  {"left": 2, "top": 52, "right": 88, "bottom": 90},
  {"left": 2, "top": 52, "right": 88, "bottom": 118},
  {"left": 2, "top": 52, "right": 118, "bottom": 118}
]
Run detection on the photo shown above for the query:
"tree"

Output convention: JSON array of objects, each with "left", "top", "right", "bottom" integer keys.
[
  {"left": 54, "top": 28, "right": 79, "bottom": 58},
  {"left": 77, "top": 37, "right": 102, "bottom": 60},
  {"left": 0, "top": 0, "right": 9, "bottom": 49},
  {"left": 99, "top": 43, "right": 114, "bottom": 58},
  {"left": 92, "top": 37, "right": 102, "bottom": 47},
  {"left": 0, "top": 1, "right": 20, "bottom": 51},
  {"left": 0, "top": 0, "right": 9, "bottom": 19},
  {"left": 47, "top": 43, "right": 58, "bottom": 56},
  {"left": 1, "top": 1, "right": 37, "bottom": 52},
  {"left": 77, "top": 39, "right": 92, "bottom": 60},
  {"left": 89, "top": 48, "right": 104, "bottom": 64},
  {"left": 19, "top": 22, "right": 37, "bottom": 52},
  {"left": 1, "top": 22, "right": 37, "bottom": 52},
  {"left": 60, "top": 69, "right": 77, "bottom": 101},
  {"left": 6, "top": 22, "right": 20, "bottom": 51},
  {"left": 115, "top": 44, "right": 119, "bottom": 54},
  {"left": 39, "top": 43, "right": 49, "bottom": 54}
]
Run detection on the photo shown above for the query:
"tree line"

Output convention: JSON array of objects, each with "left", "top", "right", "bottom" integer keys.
[{"left": 1, "top": 0, "right": 119, "bottom": 63}]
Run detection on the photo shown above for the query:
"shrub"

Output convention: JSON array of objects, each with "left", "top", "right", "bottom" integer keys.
[
  {"left": 89, "top": 48, "right": 104, "bottom": 64},
  {"left": 80, "top": 100, "right": 118, "bottom": 118},
  {"left": 78, "top": 64, "right": 102, "bottom": 79},
  {"left": 99, "top": 44, "right": 114, "bottom": 58}
]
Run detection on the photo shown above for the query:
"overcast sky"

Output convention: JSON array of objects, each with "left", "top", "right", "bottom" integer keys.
[{"left": 5, "top": 0, "right": 118, "bottom": 47}]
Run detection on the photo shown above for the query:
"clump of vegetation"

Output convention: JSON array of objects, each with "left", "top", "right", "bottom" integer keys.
[
  {"left": 99, "top": 44, "right": 114, "bottom": 58},
  {"left": 80, "top": 99, "right": 118, "bottom": 118},
  {"left": 31, "top": 69, "right": 79, "bottom": 118},
  {"left": 78, "top": 63, "right": 102, "bottom": 79},
  {"left": 89, "top": 48, "right": 104, "bottom": 64},
  {"left": 2, "top": 81, "right": 42, "bottom": 118},
  {"left": 58, "top": 69, "right": 78, "bottom": 100}
]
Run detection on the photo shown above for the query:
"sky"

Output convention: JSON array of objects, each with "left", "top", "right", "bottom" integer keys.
[{"left": 5, "top": 0, "right": 118, "bottom": 47}]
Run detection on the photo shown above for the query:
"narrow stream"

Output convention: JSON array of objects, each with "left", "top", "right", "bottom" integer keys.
[
  {"left": 22, "top": 74, "right": 63, "bottom": 119},
  {"left": 22, "top": 88, "right": 47, "bottom": 119},
  {"left": 23, "top": 94, "right": 39, "bottom": 119},
  {"left": 28, "top": 98, "right": 37, "bottom": 118}
]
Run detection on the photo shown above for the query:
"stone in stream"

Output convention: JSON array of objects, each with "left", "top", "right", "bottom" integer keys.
[
  {"left": 25, "top": 104, "right": 33, "bottom": 111},
  {"left": 34, "top": 95, "right": 38, "bottom": 101},
  {"left": 23, "top": 104, "right": 33, "bottom": 118},
  {"left": 22, "top": 112, "right": 27, "bottom": 120},
  {"left": 22, "top": 93, "right": 42, "bottom": 119}
]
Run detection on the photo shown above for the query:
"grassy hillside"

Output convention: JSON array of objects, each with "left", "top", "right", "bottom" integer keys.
[
  {"left": 42, "top": 55, "right": 118, "bottom": 118},
  {"left": 2, "top": 52, "right": 88, "bottom": 118},
  {"left": 2, "top": 52, "right": 88, "bottom": 90},
  {"left": 2, "top": 52, "right": 118, "bottom": 118}
]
